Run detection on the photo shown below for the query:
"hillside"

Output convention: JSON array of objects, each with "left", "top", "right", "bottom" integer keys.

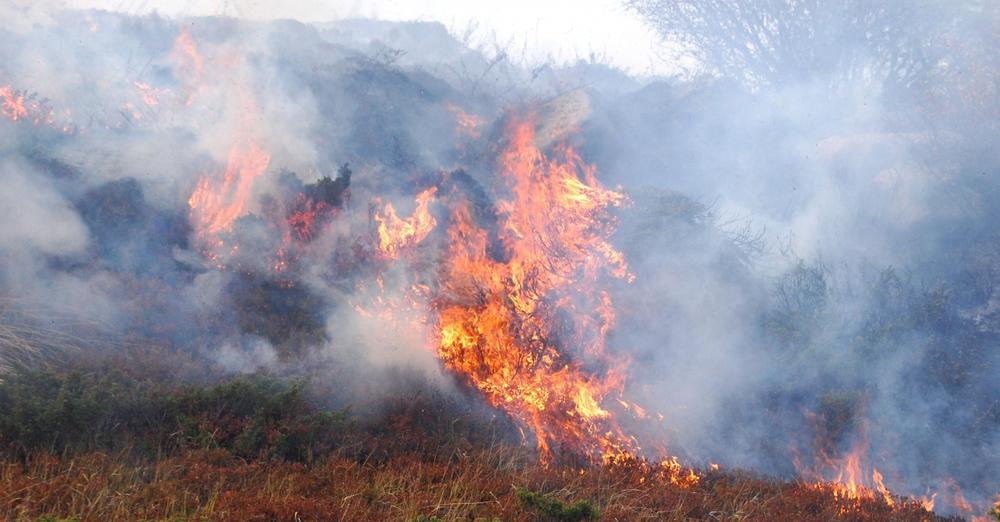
[{"left": 1, "top": 4, "right": 998, "bottom": 521}]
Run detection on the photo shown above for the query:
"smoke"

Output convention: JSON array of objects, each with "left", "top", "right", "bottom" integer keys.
[
  {"left": 591, "top": 0, "right": 999, "bottom": 514},
  {"left": 0, "top": 2, "right": 996, "bottom": 516}
]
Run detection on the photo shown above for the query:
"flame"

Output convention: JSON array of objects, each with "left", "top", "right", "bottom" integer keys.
[
  {"left": 431, "top": 115, "right": 637, "bottom": 464},
  {"left": 1, "top": 84, "right": 74, "bottom": 133},
  {"left": 172, "top": 27, "right": 205, "bottom": 104},
  {"left": 188, "top": 143, "right": 271, "bottom": 251},
  {"left": 919, "top": 492, "right": 938, "bottom": 512},
  {"left": 173, "top": 27, "right": 204, "bottom": 77},
  {"left": 795, "top": 416, "right": 902, "bottom": 510},
  {"left": 0, "top": 85, "right": 55, "bottom": 127},
  {"left": 446, "top": 103, "right": 484, "bottom": 139},
  {"left": 133, "top": 81, "right": 165, "bottom": 106},
  {"left": 374, "top": 188, "right": 438, "bottom": 259},
  {"left": 0, "top": 85, "right": 29, "bottom": 121},
  {"left": 872, "top": 467, "right": 895, "bottom": 508},
  {"left": 288, "top": 194, "right": 332, "bottom": 243}
]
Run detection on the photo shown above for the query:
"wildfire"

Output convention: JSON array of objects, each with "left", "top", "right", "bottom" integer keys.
[
  {"left": 794, "top": 415, "right": 902, "bottom": 512},
  {"left": 188, "top": 142, "right": 271, "bottom": 252},
  {"left": 172, "top": 27, "right": 206, "bottom": 105},
  {"left": 174, "top": 27, "right": 205, "bottom": 77},
  {"left": 431, "top": 115, "right": 637, "bottom": 464},
  {"left": 0, "top": 85, "right": 29, "bottom": 121},
  {"left": 288, "top": 194, "right": 332, "bottom": 242},
  {"left": 446, "top": 103, "right": 485, "bottom": 139},
  {"left": 374, "top": 188, "right": 438, "bottom": 259},
  {"left": 133, "top": 81, "right": 166, "bottom": 106},
  {"left": 0, "top": 85, "right": 54, "bottom": 126}
]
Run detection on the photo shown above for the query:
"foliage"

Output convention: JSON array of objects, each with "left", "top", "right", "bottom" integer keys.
[
  {"left": 762, "top": 260, "right": 828, "bottom": 350},
  {"left": 306, "top": 163, "right": 352, "bottom": 208},
  {"left": 517, "top": 487, "right": 599, "bottom": 521},
  {"left": 0, "top": 362, "right": 957, "bottom": 521},
  {"left": 229, "top": 273, "right": 327, "bottom": 357},
  {"left": 625, "top": 0, "right": 980, "bottom": 92},
  {"left": 0, "top": 370, "right": 348, "bottom": 462}
]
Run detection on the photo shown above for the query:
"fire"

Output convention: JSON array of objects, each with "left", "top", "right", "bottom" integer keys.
[
  {"left": 0, "top": 85, "right": 55, "bottom": 126},
  {"left": 133, "top": 81, "right": 165, "bottom": 106},
  {"left": 374, "top": 188, "right": 438, "bottom": 259},
  {"left": 446, "top": 103, "right": 485, "bottom": 139},
  {"left": 1, "top": 84, "right": 74, "bottom": 133},
  {"left": 172, "top": 27, "right": 205, "bottom": 104},
  {"left": 287, "top": 194, "right": 332, "bottom": 242},
  {"left": 188, "top": 143, "right": 271, "bottom": 252},
  {"left": 919, "top": 492, "right": 938, "bottom": 512},
  {"left": 0, "top": 85, "right": 29, "bottom": 121},
  {"left": 173, "top": 27, "right": 204, "bottom": 77},
  {"left": 795, "top": 416, "right": 901, "bottom": 510},
  {"left": 431, "top": 115, "right": 637, "bottom": 464}
]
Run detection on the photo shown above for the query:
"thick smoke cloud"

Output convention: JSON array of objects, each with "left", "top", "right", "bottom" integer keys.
[{"left": 0, "top": 3, "right": 996, "bottom": 517}]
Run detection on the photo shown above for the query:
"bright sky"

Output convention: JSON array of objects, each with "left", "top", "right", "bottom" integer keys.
[{"left": 59, "top": 0, "right": 670, "bottom": 75}]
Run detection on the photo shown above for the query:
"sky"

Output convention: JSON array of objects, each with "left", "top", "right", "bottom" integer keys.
[{"left": 52, "top": 0, "right": 670, "bottom": 75}]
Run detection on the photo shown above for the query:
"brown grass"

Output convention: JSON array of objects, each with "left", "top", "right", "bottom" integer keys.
[{"left": 1, "top": 446, "right": 948, "bottom": 522}]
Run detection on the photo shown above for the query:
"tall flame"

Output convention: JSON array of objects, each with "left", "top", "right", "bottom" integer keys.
[
  {"left": 432, "top": 116, "right": 636, "bottom": 463},
  {"left": 172, "top": 27, "right": 206, "bottom": 105},
  {"left": 374, "top": 188, "right": 438, "bottom": 259},
  {"left": 188, "top": 143, "right": 271, "bottom": 251}
]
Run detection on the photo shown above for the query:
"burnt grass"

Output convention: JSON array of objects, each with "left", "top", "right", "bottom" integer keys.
[{"left": 0, "top": 352, "right": 963, "bottom": 522}]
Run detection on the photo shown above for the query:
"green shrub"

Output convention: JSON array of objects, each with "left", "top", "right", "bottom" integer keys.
[
  {"left": 0, "top": 369, "right": 349, "bottom": 462},
  {"left": 517, "top": 487, "right": 598, "bottom": 521}
]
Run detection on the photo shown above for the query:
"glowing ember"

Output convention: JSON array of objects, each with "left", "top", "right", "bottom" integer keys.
[{"left": 374, "top": 188, "right": 438, "bottom": 259}]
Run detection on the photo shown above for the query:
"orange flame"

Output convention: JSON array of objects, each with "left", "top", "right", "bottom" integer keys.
[
  {"left": 0, "top": 85, "right": 29, "bottom": 121},
  {"left": 0, "top": 85, "right": 57, "bottom": 127},
  {"left": 432, "top": 115, "right": 637, "bottom": 464},
  {"left": 173, "top": 27, "right": 204, "bottom": 76},
  {"left": 188, "top": 143, "right": 271, "bottom": 251},
  {"left": 172, "top": 27, "right": 205, "bottom": 105},
  {"left": 919, "top": 492, "right": 938, "bottom": 512},
  {"left": 374, "top": 188, "right": 438, "bottom": 259},
  {"left": 133, "top": 81, "right": 165, "bottom": 106},
  {"left": 446, "top": 103, "right": 484, "bottom": 139},
  {"left": 795, "top": 416, "right": 903, "bottom": 511}
]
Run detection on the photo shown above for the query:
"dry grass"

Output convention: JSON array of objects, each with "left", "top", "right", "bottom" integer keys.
[
  {"left": 1, "top": 446, "right": 947, "bottom": 522},
  {"left": 0, "top": 296, "right": 126, "bottom": 381}
]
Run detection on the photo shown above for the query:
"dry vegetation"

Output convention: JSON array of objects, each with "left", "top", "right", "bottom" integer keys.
[
  {"left": 1, "top": 446, "right": 950, "bottom": 521},
  {"left": 0, "top": 349, "right": 963, "bottom": 522}
]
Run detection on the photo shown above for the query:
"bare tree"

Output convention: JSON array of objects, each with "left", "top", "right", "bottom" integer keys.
[{"left": 624, "top": 0, "right": 979, "bottom": 93}]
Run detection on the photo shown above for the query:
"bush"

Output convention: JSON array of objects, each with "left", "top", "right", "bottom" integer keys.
[
  {"left": 0, "top": 369, "right": 349, "bottom": 462},
  {"left": 517, "top": 487, "right": 598, "bottom": 521}
]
